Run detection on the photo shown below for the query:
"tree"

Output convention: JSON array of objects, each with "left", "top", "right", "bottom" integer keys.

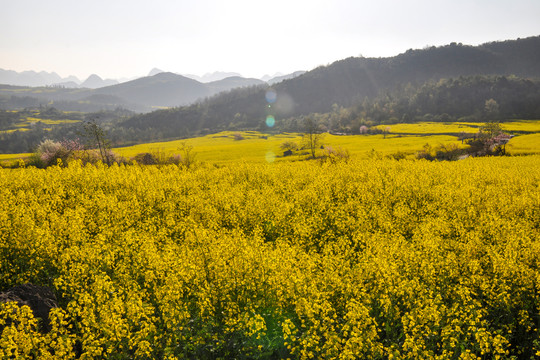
[
  {"left": 484, "top": 98, "right": 500, "bottom": 120},
  {"left": 467, "top": 119, "right": 506, "bottom": 156},
  {"left": 480, "top": 120, "right": 503, "bottom": 138},
  {"left": 80, "top": 118, "right": 112, "bottom": 165},
  {"left": 302, "top": 117, "right": 324, "bottom": 158},
  {"left": 280, "top": 140, "right": 298, "bottom": 152},
  {"left": 178, "top": 142, "right": 196, "bottom": 169},
  {"left": 382, "top": 126, "right": 391, "bottom": 139}
]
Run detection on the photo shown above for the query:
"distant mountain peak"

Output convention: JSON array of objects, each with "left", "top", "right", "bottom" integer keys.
[
  {"left": 151, "top": 72, "right": 191, "bottom": 81},
  {"left": 0, "top": 68, "right": 65, "bottom": 87},
  {"left": 85, "top": 74, "right": 103, "bottom": 81},
  {"left": 261, "top": 72, "right": 284, "bottom": 82},
  {"left": 148, "top": 68, "right": 165, "bottom": 76},
  {"left": 81, "top": 74, "right": 119, "bottom": 89},
  {"left": 185, "top": 71, "right": 243, "bottom": 83},
  {"left": 266, "top": 71, "right": 306, "bottom": 84}
]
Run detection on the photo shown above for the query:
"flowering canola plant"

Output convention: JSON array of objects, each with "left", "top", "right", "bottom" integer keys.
[{"left": 0, "top": 156, "right": 539, "bottom": 359}]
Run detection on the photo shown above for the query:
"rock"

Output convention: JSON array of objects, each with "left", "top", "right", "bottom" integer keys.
[{"left": 0, "top": 283, "right": 58, "bottom": 332}]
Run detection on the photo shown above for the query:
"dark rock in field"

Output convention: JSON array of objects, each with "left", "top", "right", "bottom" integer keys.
[{"left": 0, "top": 283, "right": 58, "bottom": 332}]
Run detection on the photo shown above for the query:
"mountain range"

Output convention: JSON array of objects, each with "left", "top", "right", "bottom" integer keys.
[
  {"left": 0, "top": 71, "right": 280, "bottom": 112},
  {"left": 0, "top": 68, "right": 306, "bottom": 112},
  {"left": 0, "top": 67, "right": 302, "bottom": 89},
  {"left": 0, "top": 69, "right": 120, "bottom": 88}
]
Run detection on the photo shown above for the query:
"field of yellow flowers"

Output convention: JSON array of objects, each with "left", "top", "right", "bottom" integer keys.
[{"left": 1, "top": 156, "right": 539, "bottom": 359}]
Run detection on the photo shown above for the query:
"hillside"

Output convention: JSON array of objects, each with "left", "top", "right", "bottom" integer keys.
[
  {"left": 92, "top": 72, "right": 208, "bottom": 107},
  {"left": 276, "top": 36, "right": 540, "bottom": 115},
  {"left": 119, "top": 36, "right": 540, "bottom": 137}
]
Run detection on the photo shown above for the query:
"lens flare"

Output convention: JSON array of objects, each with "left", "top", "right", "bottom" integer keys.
[
  {"left": 266, "top": 115, "right": 275, "bottom": 128},
  {"left": 265, "top": 151, "right": 276, "bottom": 163},
  {"left": 265, "top": 90, "right": 277, "bottom": 104}
]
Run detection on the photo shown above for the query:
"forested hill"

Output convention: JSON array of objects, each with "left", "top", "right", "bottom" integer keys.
[
  {"left": 264, "top": 35, "right": 540, "bottom": 115},
  {"left": 121, "top": 36, "right": 540, "bottom": 137}
]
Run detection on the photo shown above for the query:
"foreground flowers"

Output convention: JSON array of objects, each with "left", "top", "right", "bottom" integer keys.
[{"left": 1, "top": 156, "right": 539, "bottom": 359}]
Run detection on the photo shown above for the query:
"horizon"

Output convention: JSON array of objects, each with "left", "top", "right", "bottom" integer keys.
[{"left": 2, "top": 0, "right": 540, "bottom": 81}]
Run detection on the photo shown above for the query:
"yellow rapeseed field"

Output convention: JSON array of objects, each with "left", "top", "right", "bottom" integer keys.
[
  {"left": 0, "top": 156, "right": 539, "bottom": 359},
  {"left": 114, "top": 131, "right": 465, "bottom": 164}
]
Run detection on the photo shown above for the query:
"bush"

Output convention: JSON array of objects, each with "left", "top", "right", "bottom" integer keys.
[
  {"left": 131, "top": 152, "right": 159, "bottom": 165},
  {"left": 319, "top": 146, "right": 350, "bottom": 164},
  {"left": 32, "top": 139, "right": 78, "bottom": 168}
]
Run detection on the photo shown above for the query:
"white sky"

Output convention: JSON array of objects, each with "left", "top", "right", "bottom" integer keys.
[{"left": 1, "top": 0, "right": 539, "bottom": 80}]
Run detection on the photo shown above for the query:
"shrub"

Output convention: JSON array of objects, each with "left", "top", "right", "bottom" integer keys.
[
  {"left": 33, "top": 140, "right": 71, "bottom": 167},
  {"left": 131, "top": 152, "right": 159, "bottom": 165},
  {"left": 319, "top": 146, "right": 350, "bottom": 164}
]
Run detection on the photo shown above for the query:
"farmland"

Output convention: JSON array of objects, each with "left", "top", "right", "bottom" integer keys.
[
  {"left": 111, "top": 119, "right": 540, "bottom": 163},
  {"left": 1, "top": 155, "right": 539, "bottom": 359}
]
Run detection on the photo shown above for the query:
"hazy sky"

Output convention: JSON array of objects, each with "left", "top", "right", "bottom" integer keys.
[{"left": 2, "top": 0, "right": 539, "bottom": 80}]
